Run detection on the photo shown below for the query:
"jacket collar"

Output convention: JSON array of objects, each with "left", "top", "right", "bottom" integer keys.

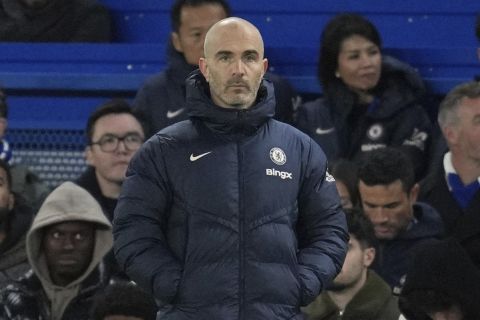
[{"left": 185, "top": 69, "right": 275, "bottom": 137}]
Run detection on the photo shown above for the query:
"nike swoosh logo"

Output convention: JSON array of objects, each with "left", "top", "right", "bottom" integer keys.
[
  {"left": 190, "top": 151, "right": 212, "bottom": 162},
  {"left": 166, "top": 108, "right": 185, "bottom": 119},
  {"left": 315, "top": 127, "right": 335, "bottom": 135}
]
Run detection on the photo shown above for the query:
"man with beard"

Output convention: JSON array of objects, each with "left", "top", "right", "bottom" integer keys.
[
  {"left": 358, "top": 147, "right": 444, "bottom": 292},
  {"left": 113, "top": 17, "right": 348, "bottom": 319},
  {"left": 0, "top": 181, "right": 113, "bottom": 320},
  {"left": 0, "top": 158, "right": 34, "bottom": 288},
  {"left": 133, "top": 0, "right": 299, "bottom": 138},
  {"left": 303, "top": 209, "right": 400, "bottom": 320},
  {"left": 0, "top": 0, "right": 111, "bottom": 42}
]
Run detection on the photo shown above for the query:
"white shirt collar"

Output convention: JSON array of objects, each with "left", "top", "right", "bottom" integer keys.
[{"left": 443, "top": 151, "right": 480, "bottom": 187}]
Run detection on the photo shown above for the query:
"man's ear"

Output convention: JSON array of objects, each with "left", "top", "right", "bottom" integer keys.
[
  {"left": 263, "top": 58, "right": 269, "bottom": 74},
  {"left": 199, "top": 58, "right": 209, "bottom": 81},
  {"left": 409, "top": 183, "right": 420, "bottom": 204},
  {"left": 85, "top": 146, "right": 94, "bottom": 166},
  {"left": 442, "top": 125, "right": 458, "bottom": 146},
  {"left": 171, "top": 32, "right": 183, "bottom": 53},
  {"left": 363, "top": 247, "right": 375, "bottom": 268}
]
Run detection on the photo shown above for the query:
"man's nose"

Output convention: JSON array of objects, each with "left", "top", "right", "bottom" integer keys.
[
  {"left": 62, "top": 236, "right": 75, "bottom": 250},
  {"left": 369, "top": 208, "right": 388, "bottom": 223},
  {"left": 232, "top": 59, "right": 245, "bottom": 75},
  {"left": 115, "top": 139, "right": 129, "bottom": 154}
]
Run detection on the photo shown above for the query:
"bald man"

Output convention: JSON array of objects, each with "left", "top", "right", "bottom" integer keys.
[{"left": 113, "top": 17, "right": 348, "bottom": 319}]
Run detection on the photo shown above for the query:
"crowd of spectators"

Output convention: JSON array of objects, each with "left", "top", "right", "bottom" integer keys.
[{"left": 0, "top": 1, "right": 478, "bottom": 319}]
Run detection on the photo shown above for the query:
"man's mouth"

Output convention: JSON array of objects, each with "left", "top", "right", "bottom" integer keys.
[
  {"left": 374, "top": 226, "right": 391, "bottom": 235},
  {"left": 57, "top": 259, "right": 78, "bottom": 266}
]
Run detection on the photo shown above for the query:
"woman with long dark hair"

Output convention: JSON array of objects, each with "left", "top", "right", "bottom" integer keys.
[{"left": 296, "top": 13, "right": 432, "bottom": 180}]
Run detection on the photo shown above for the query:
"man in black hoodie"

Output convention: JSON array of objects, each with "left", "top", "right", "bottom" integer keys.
[{"left": 133, "top": 0, "right": 299, "bottom": 138}]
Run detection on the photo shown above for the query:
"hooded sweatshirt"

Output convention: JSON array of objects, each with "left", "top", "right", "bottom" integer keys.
[{"left": 26, "top": 181, "right": 112, "bottom": 320}]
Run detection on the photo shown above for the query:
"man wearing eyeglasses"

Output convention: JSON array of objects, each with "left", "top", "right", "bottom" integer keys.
[
  {"left": 75, "top": 99, "right": 144, "bottom": 281},
  {"left": 76, "top": 99, "right": 145, "bottom": 223}
]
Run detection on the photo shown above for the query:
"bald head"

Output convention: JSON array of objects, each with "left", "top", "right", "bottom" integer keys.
[
  {"left": 198, "top": 17, "right": 268, "bottom": 110},
  {"left": 204, "top": 17, "right": 265, "bottom": 59}
]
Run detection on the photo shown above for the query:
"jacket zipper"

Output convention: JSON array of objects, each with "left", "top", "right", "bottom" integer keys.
[{"left": 237, "top": 141, "right": 245, "bottom": 319}]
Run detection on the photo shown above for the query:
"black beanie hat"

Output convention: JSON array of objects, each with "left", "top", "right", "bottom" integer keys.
[{"left": 400, "top": 238, "right": 480, "bottom": 317}]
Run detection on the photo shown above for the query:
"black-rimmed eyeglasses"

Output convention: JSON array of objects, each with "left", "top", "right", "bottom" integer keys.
[{"left": 90, "top": 133, "right": 144, "bottom": 153}]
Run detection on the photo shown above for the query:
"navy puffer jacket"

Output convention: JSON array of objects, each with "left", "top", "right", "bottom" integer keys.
[{"left": 113, "top": 71, "right": 348, "bottom": 320}]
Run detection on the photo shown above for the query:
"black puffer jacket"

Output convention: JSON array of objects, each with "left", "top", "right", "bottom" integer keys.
[
  {"left": 0, "top": 270, "right": 106, "bottom": 320},
  {"left": 296, "top": 56, "right": 432, "bottom": 179},
  {"left": 114, "top": 71, "right": 348, "bottom": 320}
]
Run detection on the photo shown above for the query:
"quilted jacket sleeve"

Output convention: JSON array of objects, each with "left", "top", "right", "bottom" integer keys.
[
  {"left": 296, "top": 138, "right": 349, "bottom": 306},
  {"left": 113, "top": 137, "right": 182, "bottom": 303}
]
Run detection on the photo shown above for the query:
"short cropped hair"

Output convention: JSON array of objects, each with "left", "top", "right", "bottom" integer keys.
[
  {"left": 85, "top": 99, "right": 144, "bottom": 144},
  {"left": 437, "top": 81, "right": 480, "bottom": 128},
  {"left": 330, "top": 159, "right": 360, "bottom": 208},
  {"left": 319, "top": 13, "right": 381, "bottom": 89},
  {"left": 91, "top": 282, "right": 158, "bottom": 320},
  {"left": 344, "top": 208, "right": 377, "bottom": 249},
  {"left": 170, "top": 0, "right": 231, "bottom": 32},
  {"left": 357, "top": 147, "right": 415, "bottom": 193}
]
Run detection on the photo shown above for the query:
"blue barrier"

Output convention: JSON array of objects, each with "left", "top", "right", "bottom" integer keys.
[
  {"left": 99, "top": 0, "right": 480, "bottom": 47},
  {"left": 0, "top": 43, "right": 475, "bottom": 101}
]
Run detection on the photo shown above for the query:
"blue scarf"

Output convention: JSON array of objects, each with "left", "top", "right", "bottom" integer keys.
[{"left": 447, "top": 173, "right": 480, "bottom": 209}]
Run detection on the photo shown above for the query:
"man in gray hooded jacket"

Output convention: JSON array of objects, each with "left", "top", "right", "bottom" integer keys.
[{"left": 0, "top": 181, "right": 113, "bottom": 320}]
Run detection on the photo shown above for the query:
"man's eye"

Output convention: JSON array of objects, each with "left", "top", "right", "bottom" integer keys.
[
  {"left": 219, "top": 55, "right": 229, "bottom": 62},
  {"left": 52, "top": 232, "right": 61, "bottom": 239},
  {"left": 74, "top": 233, "right": 85, "bottom": 241},
  {"left": 385, "top": 204, "right": 398, "bottom": 209},
  {"left": 100, "top": 136, "right": 116, "bottom": 145},
  {"left": 125, "top": 134, "right": 143, "bottom": 143}
]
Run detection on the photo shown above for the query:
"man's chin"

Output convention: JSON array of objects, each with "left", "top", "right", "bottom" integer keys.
[
  {"left": 104, "top": 176, "right": 125, "bottom": 187},
  {"left": 374, "top": 227, "right": 397, "bottom": 240}
]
